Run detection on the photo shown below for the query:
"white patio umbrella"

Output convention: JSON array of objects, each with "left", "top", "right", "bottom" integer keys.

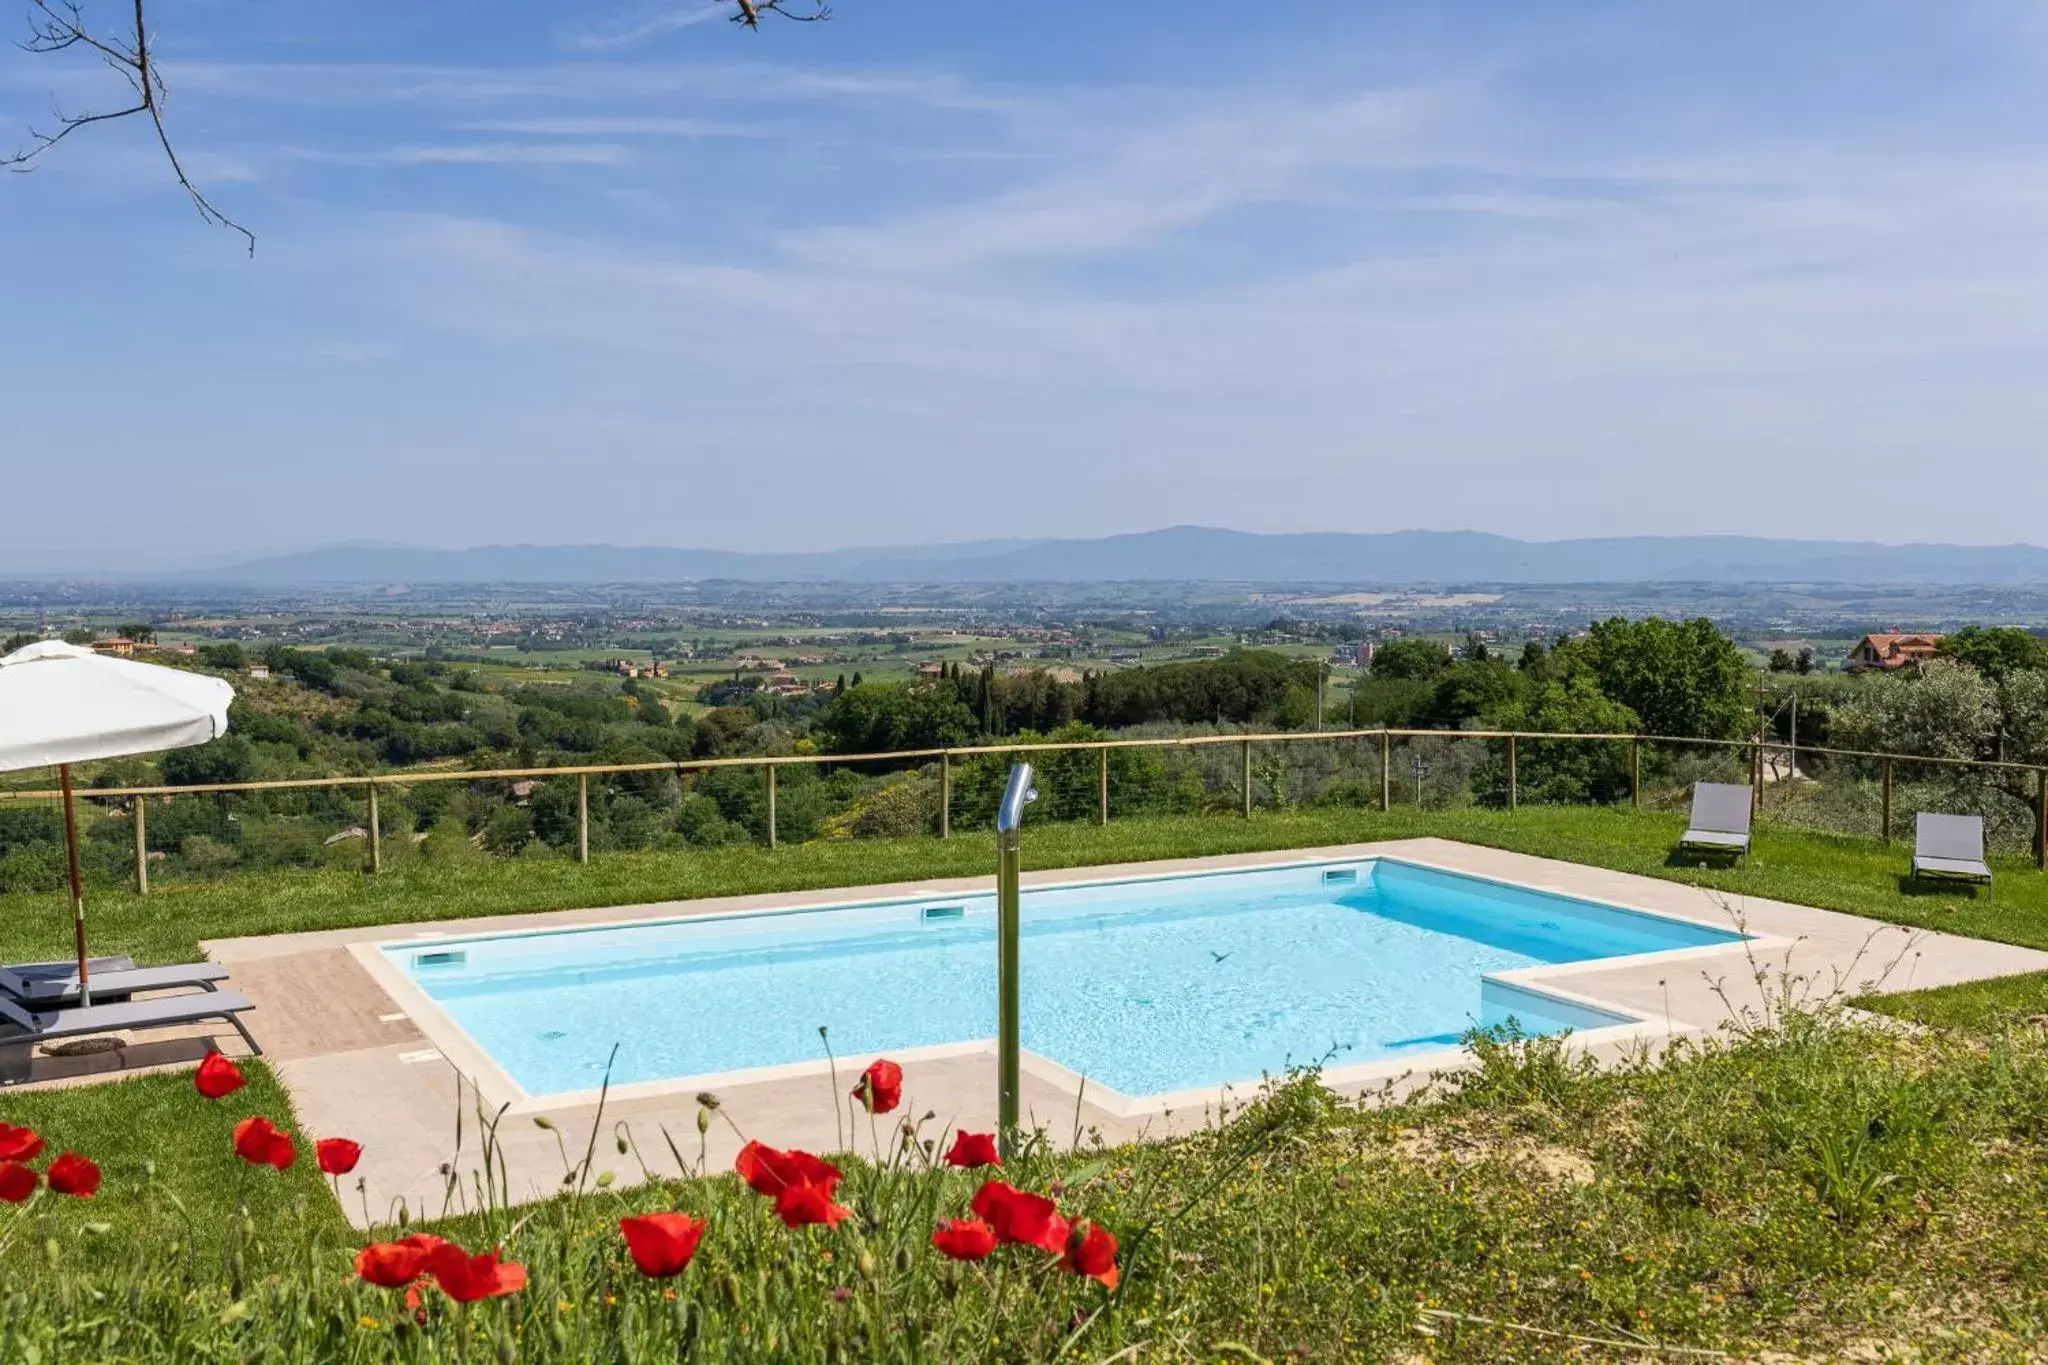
[{"left": 0, "top": 641, "right": 234, "bottom": 1005}]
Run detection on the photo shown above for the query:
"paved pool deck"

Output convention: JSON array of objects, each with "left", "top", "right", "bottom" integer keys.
[{"left": 39, "top": 838, "right": 2048, "bottom": 1228}]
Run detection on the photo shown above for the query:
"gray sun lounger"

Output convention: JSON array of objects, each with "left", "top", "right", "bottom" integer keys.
[
  {"left": 1912, "top": 813, "right": 1993, "bottom": 887},
  {"left": 0, "top": 988, "right": 260, "bottom": 1055},
  {"left": 1678, "top": 781, "right": 1754, "bottom": 859},
  {"left": 0, "top": 959, "right": 229, "bottom": 1008}
]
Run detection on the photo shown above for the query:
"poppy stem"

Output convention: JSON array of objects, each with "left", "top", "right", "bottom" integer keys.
[{"left": 819, "top": 1026, "right": 844, "bottom": 1155}]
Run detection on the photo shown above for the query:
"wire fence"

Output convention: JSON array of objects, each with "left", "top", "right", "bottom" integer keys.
[{"left": 0, "top": 728, "right": 2042, "bottom": 897}]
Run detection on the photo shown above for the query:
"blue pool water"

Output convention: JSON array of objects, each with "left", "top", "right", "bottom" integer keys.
[{"left": 389, "top": 860, "right": 1742, "bottom": 1098}]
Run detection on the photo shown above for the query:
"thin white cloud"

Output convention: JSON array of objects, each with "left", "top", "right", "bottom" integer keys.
[
  {"left": 455, "top": 116, "right": 762, "bottom": 138},
  {"left": 305, "top": 142, "right": 631, "bottom": 166}
]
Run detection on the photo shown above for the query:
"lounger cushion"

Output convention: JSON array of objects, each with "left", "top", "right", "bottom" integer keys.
[
  {"left": 0, "top": 989, "right": 254, "bottom": 1041},
  {"left": 3, "top": 962, "right": 228, "bottom": 1005},
  {"left": 1680, "top": 829, "right": 1750, "bottom": 850},
  {"left": 1913, "top": 855, "right": 1993, "bottom": 882}
]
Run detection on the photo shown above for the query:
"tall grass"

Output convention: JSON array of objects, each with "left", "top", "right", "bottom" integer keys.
[{"left": 6, "top": 996, "right": 2048, "bottom": 1361}]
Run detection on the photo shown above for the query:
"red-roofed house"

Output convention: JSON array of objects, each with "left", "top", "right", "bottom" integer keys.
[{"left": 1846, "top": 632, "right": 1943, "bottom": 672}]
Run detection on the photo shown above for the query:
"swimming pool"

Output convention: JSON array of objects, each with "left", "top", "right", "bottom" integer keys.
[{"left": 381, "top": 858, "right": 1744, "bottom": 1101}]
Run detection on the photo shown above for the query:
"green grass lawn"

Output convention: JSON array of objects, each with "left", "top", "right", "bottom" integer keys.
[
  {"left": 2, "top": 803, "right": 2041, "bottom": 967},
  {"left": 1856, "top": 969, "right": 2048, "bottom": 1030}
]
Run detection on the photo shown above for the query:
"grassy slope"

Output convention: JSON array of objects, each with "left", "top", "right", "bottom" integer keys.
[
  {"left": 5, "top": 1015, "right": 2048, "bottom": 1360},
  {"left": 2, "top": 804, "right": 2041, "bottom": 966}
]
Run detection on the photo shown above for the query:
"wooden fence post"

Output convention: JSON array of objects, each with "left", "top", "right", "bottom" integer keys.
[
  {"left": 939, "top": 752, "right": 951, "bottom": 839},
  {"left": 2036, "top": 768, "right": 2046, "bottom": 872},
  {"left": 1507, "top": 736, "right": 1518, "bottom": 812},
  {"left": 366, "top": 783, "right": 381, "bottom": 874},
  {"left": 1097, "top": 748, "right": 1109, "bottom": 826},
  {"left": 577, "top": 773, "right": 590, "bottom": 864},
  {"left": 1631, "top": 738, "right": 1641, "bottom": 809},
  {"left": 1380, "top": 730, "right": 1391, "bottom": 812},
  {"left": 133, "top": 798, "right": 148, "bottom": 896},
  {"left": 766, "top": 765, "right": 778, "bottom": 849},
  {"left": 1241, "top": 738, "right": 1253, "bottom": 819},
  {"left": 1881, "top": 758, "right": 1894, "bottom": 845}
]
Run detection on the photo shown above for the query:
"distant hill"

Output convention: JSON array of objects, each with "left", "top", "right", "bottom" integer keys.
[{"left": 171, "top": 528, "right": 2048, "bottom": 587}]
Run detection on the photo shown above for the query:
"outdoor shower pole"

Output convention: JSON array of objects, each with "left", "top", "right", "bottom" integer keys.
[{"left": 995, "top": 763, "right": 1036, "bottom": 1158}]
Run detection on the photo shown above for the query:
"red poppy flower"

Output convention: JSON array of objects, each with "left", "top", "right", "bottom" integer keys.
[
  {"left": 46, "top": 1152, "right": 100, "bottom": 1198},
  {"left": 734, "top": 1141, "right": 842, "bottom": 1199},
  {"left": 356, "top": 1235, "right": 447, "bottom": 1289},
  {"left": 943, "top": 1130, "right": 1000, "bottom": 1169},
  {"left": 930, "top": 1216, "right": 998, "bottom": 1261},
  {"left": 0, "top": 1161, "right": 37, "bottom": 1203},
  {"left": 0, "top": 1123, "right": 45, "bottom": 1163},
  {"left": 774, "top": 1181, "right": 852, "bottom": 1229},
  {"left": 969, "top": 1181, "right": 1069, "bottom": 1255},
  {"left": 316, "top": 1138, "right": 363, "bottom": 1176},
  {"left": 851, "top": 1058, "right": 902, "bottom": 1115},
  {"left": 1060, "top": 1219, "right": 1120, "bottom": 1289},
  {"left": 194, "top": 1052, "right": 246, "bottom": 1100},
  {"left": 232, "top": 1116, "right": 296, "bottom": 1171},
  {"left": 619, "top": 1212, "right": 707, "bottom": 1278},
  {"left": 426, "top": 1242, "right": 527, "bottom": 1302}
]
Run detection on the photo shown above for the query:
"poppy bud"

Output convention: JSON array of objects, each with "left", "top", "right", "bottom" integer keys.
[
  {"left": 616, "top": 1135, "right": 629, "bottom": 1155},
  {"left": 893, "top": 1246, "right": 913, "bottom": 1275},
  {"left": 533, "top": 1116, "right": 556, "bottom": 1131},
  {"left": 857, "top": 1249, "right": 878, "bottom": 1280},
  {"left": 596, "top": 1171, "right": 615, "bottom": 1188},
  {"left": 695, "top": 1092, "right": 720, "bottom": 1111},
  {"left": 696, "top": 1108, "right": 711, "bottom": 1136}
]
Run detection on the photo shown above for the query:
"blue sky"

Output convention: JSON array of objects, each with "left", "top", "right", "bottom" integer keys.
[{"left": 4, "top": 0, "right": 2047, "bottom": 571}]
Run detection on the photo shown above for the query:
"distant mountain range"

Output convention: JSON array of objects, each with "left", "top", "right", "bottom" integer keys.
[{"left": 165, "top": 528, "right": 2048, "bottom": 587}]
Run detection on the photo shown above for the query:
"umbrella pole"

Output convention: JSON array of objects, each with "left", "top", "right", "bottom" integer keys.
[{"left": 59, "top": 763, "right": 91, "bottom": 1008}]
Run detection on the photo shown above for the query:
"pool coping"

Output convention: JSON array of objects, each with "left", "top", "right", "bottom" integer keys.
[{"left": 347, "top": 849, "right": 1789, "bottom": 1120}]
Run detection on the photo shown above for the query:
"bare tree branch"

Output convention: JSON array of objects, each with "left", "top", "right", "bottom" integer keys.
[
  {"left": 5, "top": 0, "right": 255, "bottom": 253},
  {"left": 8, "top": 1, "right": 830, "bottom": 256},
  {"left": 732, "top": 1, "right": 832, "bottom": 29}
]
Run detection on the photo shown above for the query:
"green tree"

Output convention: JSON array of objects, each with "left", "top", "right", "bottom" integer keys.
[
  {"left": 817, "top": 682, "right": 976, "bottom": 754},
  {"left": 1935, "top": 626, "right": 2048, "bottom": 681},
  {"left": 1418, "top": 659, "right": 1526, "bottom": 728},
  {"left": 1768, "top": 647, "right": 1796, "bottom": 673},
  {"left": 2, "top": 632, "right": 38, "bottom": 654},
  {"left": 1370, "top": 637, "right": 1449, "bottom": 681},
  {"left": 1831, "top": 659, "right": 2000, "bottom": 760},
  {"left": 1563, "top": 617, "right": 1750, "bottom": 738},
  {"left": 160, "top": 734, "right": 256, "bottom": 786},
  {"left": 1482, "top": 675, "right": 1642, "bottom": 804}
]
